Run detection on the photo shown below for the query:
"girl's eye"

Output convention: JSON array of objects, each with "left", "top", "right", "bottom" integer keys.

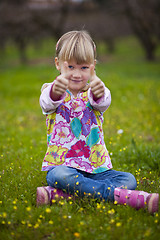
[
  {"left": 68, "top": 65, "right": 74, "bottom": 69},
  {"left": 81, "top": 66, "right": 89, "bottom": 70}
]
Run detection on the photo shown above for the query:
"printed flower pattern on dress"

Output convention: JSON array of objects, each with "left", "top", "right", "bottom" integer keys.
[
  {"left": 46, "top": 114, "right": 55, "bottom": 135},
  {"left": 50, "top": 121, "right": 74, "bottom": 145},
  {"left": 66, "top": 158, "right": 93, "bottom": 173},
  {"left": 70, "top": 98, "right": 86, "bottom": 118},
  {"left": 89, "top": 144, "right": 108, "bottom": 168},
  {"left": 81, "top": 107, "right": 97, "bottom": 136},
  {"left": 44, "top": 145, "right": 68, "bottom": 165},
  {"left": 56, "top": 104, "right": 71, "bottom": 123},
  {"left": 66, "top": 140, "right": 90, "bottom": 158}
]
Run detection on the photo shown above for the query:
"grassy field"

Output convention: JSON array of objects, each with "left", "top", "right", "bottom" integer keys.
[{"left": 0, "top": 37, "right": 160, "bottom": 240}]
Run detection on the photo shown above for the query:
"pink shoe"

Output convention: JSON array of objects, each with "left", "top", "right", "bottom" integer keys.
[
  {"left": 147, "top": 193, "right": 159, "bottom": 214},
  {"left": 37, "top": 186, "right": 51, "bottom": 206},
  {"left": 36, "top": 186, "right": 71, "bottom": 206},
  {"left": 114, "top": 188, "right": 159, "bottom": 214}
]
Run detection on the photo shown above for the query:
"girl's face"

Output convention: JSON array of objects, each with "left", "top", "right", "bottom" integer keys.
[{"left": 55, "top": 58, "right": 96, "bottom": 97}]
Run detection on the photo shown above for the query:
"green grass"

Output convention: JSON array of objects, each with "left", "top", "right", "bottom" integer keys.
[{"left": 0, "top": 36, "right": 160, "bottom": 240}]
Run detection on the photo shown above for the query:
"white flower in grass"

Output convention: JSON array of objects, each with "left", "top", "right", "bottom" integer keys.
[{"left": 117, "top": 129, "right": 123, "bottom": 134}]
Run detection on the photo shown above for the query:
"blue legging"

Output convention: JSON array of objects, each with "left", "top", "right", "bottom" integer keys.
[{"left": 46, "top": 166, "right": 137, "bottom": 201}]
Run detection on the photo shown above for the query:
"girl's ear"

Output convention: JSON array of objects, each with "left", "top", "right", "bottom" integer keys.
[{"left": 55, "top": 57, "right": 61, "bottom": 71}]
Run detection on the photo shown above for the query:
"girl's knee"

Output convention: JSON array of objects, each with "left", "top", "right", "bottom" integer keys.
[
  {"left": 46, "top": 166, "right": 77, "bottom": 186},
  {"left": 127, "top": 173, "right": 137, "bottom": 190}
]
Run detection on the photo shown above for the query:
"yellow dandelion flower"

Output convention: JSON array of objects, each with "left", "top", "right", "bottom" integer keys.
[
  {"left": 21, "top": 221, "right": 26, "bottom": 225},
  {"left": 74, "top": 232, "right": 80, "bottom": 238},
  {"left": 110, "top": 219, "right": 115, "bottom": 224},
  {"left": 13, "top": 206, "right": 17, "bottom": 210},
  {"left": 55, "top": 194, "right": 59, "bottom": 198},
  {"left": 34, "top": 223, "right": 39, "bottom": 229},
  {"left": 2, "top": 221, "right": 5, "bottom": 224},
  {"left": 68, "top": 196, "right": 72, "bottom": 200},
  {"left": 37, "top": 219, "right": 42, "bottom": 223},
  {"left": 59, "top": 201, "right": 64, "bottom": 205},
  {"left": 51, "top": 199, "right": 56, "bottom": 204},
  {"left": 97, "top": 203, "right": 101, "bottom": 209},
  {"left": 154, "top": 219, "right": 158, "bottom": 224},
  {"left": 45, "top": 208, "right": 51, "bottom": 213},
  {"left": 76, "top": 182, "right": 79, "bottom": 185},
  {"left": 78, "top": 207, "right": 83, "bottom": 212},
  {"left": 49, "top": 220, "right": 54, "bottom": 225},
  {"left": 116, "top": 222, "right": 122, "bottom": 227},
  {"left": 114, "top": 201, "right": 118, "bottom": 205},
  {"left": 80, "top": 221, "right": 85, "bottom": 225},
  {"left": 27, "top": 223, "right": 32, "bottom": 228},
  {"left": 8, "top": 221, "right": 11, "bottom": 225},
  {"left": 63, "top": 215, "right": 67, "bottom": 219},
  {"left": 26, "top": 206, "right": 31, "bottom": 212},
  {"left": 0, "top": 201, "right": 2, "bottom": 204},
  {"left": 108, "top": 187, "right": 110, "bottom": 190},
  {"left": 108, "top": 209, "right": 115, "bottom": 215},
  {"left": 2, "top": 212, "right": 7, "bottom": 218},
  {"left": 69, "top": 201, "right": 73, "bottom": 205}
]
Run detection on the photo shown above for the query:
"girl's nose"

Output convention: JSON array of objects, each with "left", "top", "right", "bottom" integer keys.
[{"left": 72, "top": 69, "right": 81, "bottom": 78}]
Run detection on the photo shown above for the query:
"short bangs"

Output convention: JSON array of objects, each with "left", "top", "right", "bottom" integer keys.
[{"left": 56, "top": 31, "right": 96, "bottom": 64}]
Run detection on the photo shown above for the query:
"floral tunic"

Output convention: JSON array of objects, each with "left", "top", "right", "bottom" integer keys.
[{"left": 40, "top": 82, "right": 112, "bottom": 173}]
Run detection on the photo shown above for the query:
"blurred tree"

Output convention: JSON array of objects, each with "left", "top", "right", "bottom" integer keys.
[
  {"left": 0, "top": 0, "right": 71, "bottom": 63},
  {"left": 31, "top": 0, "right": 71, "bottom": 41},
  {"left": 93, "top": 0, "right": 160, "bottom": 61},
  {"left": 0, "top": 0, "right": 35, "bottom": 63},
  {"left": 122, "top": 0, "right": 160, "bottom": 61}
]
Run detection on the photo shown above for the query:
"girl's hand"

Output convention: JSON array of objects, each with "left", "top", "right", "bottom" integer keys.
[
  {"left": 89, "top": 64, "right": 105, "bottom": 100},
  {"left": 51, "top": 62, "right": 69, "bottom": 101}
]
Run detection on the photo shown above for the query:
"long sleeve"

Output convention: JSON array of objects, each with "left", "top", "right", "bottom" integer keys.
[
  {"left": 39, "top": 82, "right": 66, "bottom": 114},
  {"left": 88, "top": 85, "right": 111, "bottom": 113}
]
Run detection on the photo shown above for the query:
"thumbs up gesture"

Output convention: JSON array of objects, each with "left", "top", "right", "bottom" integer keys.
[
  {"left": 89, "top": 64, "right": 105, "bottom": 100},
  {"left": 51, "top": 61, "right": 69, "bottom": 101}
]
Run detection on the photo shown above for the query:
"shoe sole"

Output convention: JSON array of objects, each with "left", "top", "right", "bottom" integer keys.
[
  {"left": 36, "top": 187, "right": 49, "bottom": 206},
  {"left": 148, "top": 193, "right": 159, "bottom": 214}
]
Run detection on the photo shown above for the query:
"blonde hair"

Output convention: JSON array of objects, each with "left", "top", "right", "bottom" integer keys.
[{"left": 55, "top": 30, "right": 96, "bottom": 64}]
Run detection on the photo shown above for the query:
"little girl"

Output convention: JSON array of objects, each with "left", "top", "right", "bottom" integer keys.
[{"left": 37, "top": 30, "right": 159, "bottom": 214}]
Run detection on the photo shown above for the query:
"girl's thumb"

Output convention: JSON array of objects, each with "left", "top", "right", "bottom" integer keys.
[{"left": 89, "top": 64, "right": 95, "bottom": 81}]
